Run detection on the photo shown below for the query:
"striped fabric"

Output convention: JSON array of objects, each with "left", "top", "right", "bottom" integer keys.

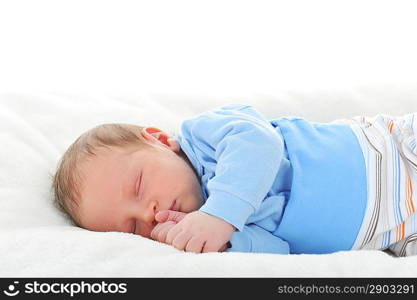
[{"left": 335, "top": 113, "right": 417, "bottom": 256}]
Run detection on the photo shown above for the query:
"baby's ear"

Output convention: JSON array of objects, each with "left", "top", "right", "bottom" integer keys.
[
  {"left": 141, "top": 127, "right": 167, "bottom": 144},
  {"left": 141, "top": 127, "right": 180, "bottom": 152},
  {"left": 141, "top": 127, "right": 161, "bottom": 139},
  {"left": 167, "top": 137, "right": 180, "bottom": 153}
]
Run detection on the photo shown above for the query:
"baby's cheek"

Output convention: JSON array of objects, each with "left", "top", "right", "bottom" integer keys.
[{"left": 139, "top": 223, "right": 159, "bottom": 239}]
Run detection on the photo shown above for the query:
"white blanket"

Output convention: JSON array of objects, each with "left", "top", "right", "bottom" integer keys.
[{"left": 1, "top": 84, "right": 417, "bottom": 277}]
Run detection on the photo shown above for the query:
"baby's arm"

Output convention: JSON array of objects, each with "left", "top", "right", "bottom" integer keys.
[{"left": 181, "top": 104, "right": 285, "bottom": 234}]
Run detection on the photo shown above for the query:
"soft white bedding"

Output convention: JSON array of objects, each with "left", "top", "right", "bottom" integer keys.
[{"left": 1, "top": 84, "right": 417, "bottom": 277}]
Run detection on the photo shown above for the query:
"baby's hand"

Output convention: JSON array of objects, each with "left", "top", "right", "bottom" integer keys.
[
  {"left": 153, "top": 210, "right": 235, "bottom": 253},
  {"left": 150, "top": 210, "right": 188, "bottom": 243}
]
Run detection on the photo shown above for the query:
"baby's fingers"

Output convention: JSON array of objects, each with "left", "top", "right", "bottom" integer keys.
[
  {"left": 165, "top": 224, "right": 183, "bottom": 246},
  {"left": 185, "top": 236, "right": 205, "bottom": 253},
  {"left": 202, "top": 239, "right": 223, "bottom": 253},
  {"left": 150, "top": 221, "right": 176, "bottom": 243},
  {"left": 172, "top": 231, "right": 192, "bottom": 251}
]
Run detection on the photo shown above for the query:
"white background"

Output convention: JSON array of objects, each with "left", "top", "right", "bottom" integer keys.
[
  {"left": 0, "top": 0, "right": 416, "bottom": 96},
  {"left": 1, "top": 0, "right": 417, "bottom": 277}
]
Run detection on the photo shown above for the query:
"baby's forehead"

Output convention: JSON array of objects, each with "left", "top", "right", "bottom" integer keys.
[
  {"left": 78, "top": 144, "right": 153, "bottom": 183},
  {"left": 79, "top": 144, "right": 143, "bottom": 173},
  {"left": 82, "top": 145, "right": 132, "bottom": 163}
]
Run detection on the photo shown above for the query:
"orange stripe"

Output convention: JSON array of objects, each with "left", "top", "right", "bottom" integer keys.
[
  {"left": 395, "top": 222, "right": 405, "bottom": 242},
  {"left": 396, "top": 222, "right": 405, "bottom": 242},
  {"left": 409, "top": 178, "right": 415, "bottom": 213},
  {"left": 388, "top": 121, "right": 394, "bottom": 134},
  {"left": 404, "top": 173, "right": 416, "bottom": 217},
  {"left": 406, "top": 175, "right": 411, "bottom": 217},
  {"left": 401, "top": 222, "right": 405, "bottom": 240},
  {"left": 405, "top": 174, "right": 416, "bottom": 216}
]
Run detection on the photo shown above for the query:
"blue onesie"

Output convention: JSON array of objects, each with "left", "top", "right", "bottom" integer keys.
[{"left": 176, "top": 104, "right": 368, "bottom": 254}]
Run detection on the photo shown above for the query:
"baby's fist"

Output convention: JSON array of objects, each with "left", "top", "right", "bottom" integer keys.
[
  {"left": 155, "top": 210, "right": 187, "bottom": 223},
  {"left": 150, "top": 210, "right": 187, "bottom": 244},
  {"left": 165, "top": 211, "right": 235, "bottom": 253}
]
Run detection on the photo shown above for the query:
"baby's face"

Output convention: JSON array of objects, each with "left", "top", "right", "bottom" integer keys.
[{"left": 77, "top": 127, "right": 204, "bottom": 238}]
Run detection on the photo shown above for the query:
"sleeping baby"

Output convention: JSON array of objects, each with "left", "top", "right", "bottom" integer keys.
[{"left": 52, "top": 104, "right": 417, "bottom": 256}]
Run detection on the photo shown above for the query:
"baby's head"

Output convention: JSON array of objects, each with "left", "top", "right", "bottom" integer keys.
[{"left": 52, "top": 123, "right": 204, "bottom": 238}]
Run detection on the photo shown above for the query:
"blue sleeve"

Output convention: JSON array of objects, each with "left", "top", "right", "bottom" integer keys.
[
  {"left": 226, "top": 224, "right": 290, "bottom": 254},
  {"left": 180, "top": 104, "right": 284, "bottom": 231}
]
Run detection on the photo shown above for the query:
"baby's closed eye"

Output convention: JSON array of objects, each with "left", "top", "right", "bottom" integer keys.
[{"left": 135, "top": 173, "right": 142, "bottom": 196}]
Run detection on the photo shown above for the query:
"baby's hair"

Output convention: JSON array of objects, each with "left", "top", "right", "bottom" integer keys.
[{"left": 52, "top": 123, "right": 152, "bottom": 227}]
